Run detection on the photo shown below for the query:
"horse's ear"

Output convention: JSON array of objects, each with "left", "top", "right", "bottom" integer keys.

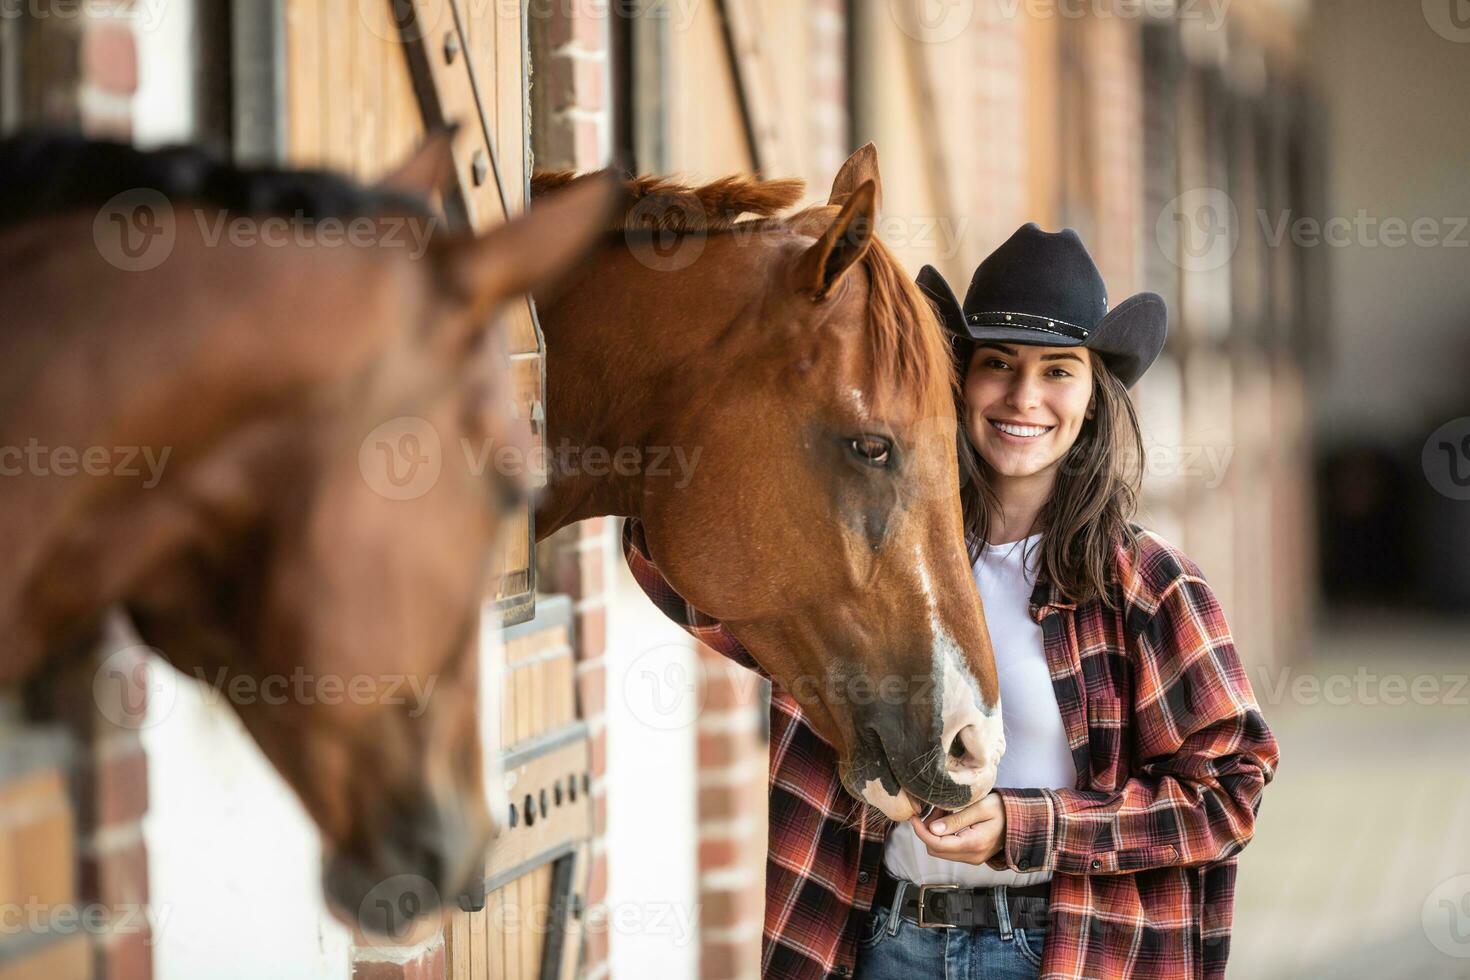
[
  {"left": 379, "top": 125, "right": 459, "bottom": 198},
  {"left": 828, "top": 142, "right": 882, "bottom": 213},
  {"left": 794, "top": 179, "right": 877, "bottom": 301},
  {"left": 443, "top": 169, "right": 623, "bottom": 323}
]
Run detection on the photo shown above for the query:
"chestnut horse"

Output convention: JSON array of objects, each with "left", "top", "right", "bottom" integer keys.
[
  {"left": 0, "top": 130, "right": 618, "bottom": 930},
  {"left": 533, "top": 146, "right": 1003, "bottom": 821}
]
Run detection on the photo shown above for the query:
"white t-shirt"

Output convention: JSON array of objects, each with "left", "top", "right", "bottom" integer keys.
[{"left": 882, "top": 532, "right": 1077, "bottom": 887}]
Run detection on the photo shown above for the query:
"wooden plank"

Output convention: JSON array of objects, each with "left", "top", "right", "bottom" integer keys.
[{"left": 283, "top": 0, "right": 321, "bottom": 164}]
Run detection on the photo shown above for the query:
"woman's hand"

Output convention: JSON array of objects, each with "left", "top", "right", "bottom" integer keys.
[{"left": 908, "top": 792, "right": 1006, "bottom": 865}]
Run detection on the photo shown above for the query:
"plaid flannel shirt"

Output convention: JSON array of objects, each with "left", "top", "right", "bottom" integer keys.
[{"left": 621, "top": 517, "right": 1279, "bottom": 980}]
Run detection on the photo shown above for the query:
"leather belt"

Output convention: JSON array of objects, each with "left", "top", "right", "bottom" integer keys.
[{"left": 874, "top": 867, "right": 1050, "bottom": 930}]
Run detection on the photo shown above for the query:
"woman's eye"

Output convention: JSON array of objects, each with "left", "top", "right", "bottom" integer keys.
[
  {"left": 1048, "top": 367, "right": 1072, "bottom": 378},
  {"left": 848, "top": 436, "right": 892, "bottom": 467},
  {"left": 984, "top": 358, "right": 1010, "bottom": 371}
]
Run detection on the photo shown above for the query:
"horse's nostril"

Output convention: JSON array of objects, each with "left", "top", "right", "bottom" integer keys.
[{"left": 948, "top": 733, "right": 967, "bottom": 761}]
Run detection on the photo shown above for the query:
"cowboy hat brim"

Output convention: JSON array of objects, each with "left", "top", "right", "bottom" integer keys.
[{"left": 917, "top": 264, "right": 1166, "bottom": 389}]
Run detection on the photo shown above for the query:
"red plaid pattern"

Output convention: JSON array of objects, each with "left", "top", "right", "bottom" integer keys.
[{"left": 621, "top": 518, "right": 1279, "bottom": 980}]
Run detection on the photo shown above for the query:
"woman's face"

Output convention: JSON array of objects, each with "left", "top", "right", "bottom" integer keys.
[{"left": 962, "top": 342, "right": 1095, "bottom": 480}]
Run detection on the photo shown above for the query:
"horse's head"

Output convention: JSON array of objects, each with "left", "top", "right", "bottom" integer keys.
[
  {"left": 637, "top": 147, "right": 1002, "bottom": 822},
  {"left": 126, "top": 139, "right": 619, "bottom": 932}
]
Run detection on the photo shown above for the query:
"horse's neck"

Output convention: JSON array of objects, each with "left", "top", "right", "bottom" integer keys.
[{"left": 534, "top": 233, "right": 775, "bottom": 538}]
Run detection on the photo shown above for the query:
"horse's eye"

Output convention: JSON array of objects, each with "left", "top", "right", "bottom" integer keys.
[{"left": 848, "top": 435, "right": 892, "bottom": 467}]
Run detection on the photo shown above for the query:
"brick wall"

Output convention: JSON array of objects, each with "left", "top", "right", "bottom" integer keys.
[
  {"left": 3, "top": 626, "right": 153, "bottom": 980},
  {"left": 529, "top": 5, "right": 613, "bottom": 977},
  {"left": 3, "top": 7, "right": 146, "bottom": 978}
]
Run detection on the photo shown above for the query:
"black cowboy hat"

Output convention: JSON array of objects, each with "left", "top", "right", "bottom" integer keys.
[{"left": 917, "top": 223, "right": 1167, "bottom": 389}]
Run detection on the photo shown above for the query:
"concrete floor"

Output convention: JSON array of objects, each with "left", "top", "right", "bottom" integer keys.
[{"left": 1230, "top": 612, "right": 1470, "bottom": 979}]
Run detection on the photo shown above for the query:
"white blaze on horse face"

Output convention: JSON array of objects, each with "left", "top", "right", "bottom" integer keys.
[{"left": 917, "top": 548, "right": 1005, "bottom": 803}]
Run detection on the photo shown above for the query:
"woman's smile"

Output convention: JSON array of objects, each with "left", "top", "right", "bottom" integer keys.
[{"left": 987, "top": 418, "right": 1056, "bottom": 441}]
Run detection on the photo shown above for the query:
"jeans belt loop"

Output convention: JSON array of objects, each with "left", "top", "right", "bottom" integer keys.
[
  {"left": 885, "top": 880, "right": 907, "bottom": 937},
  {"left": 993, "top": 884, "right": 1013, "bottom": 940}
]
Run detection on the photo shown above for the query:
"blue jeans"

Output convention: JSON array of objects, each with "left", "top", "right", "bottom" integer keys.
[{"left": 854, "top": 883, "right": 1047, "bottom": 980}]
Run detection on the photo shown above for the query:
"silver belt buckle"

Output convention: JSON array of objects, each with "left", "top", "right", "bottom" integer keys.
[{"left": 916, "top": 884, "right": 959, "bottom": 929}]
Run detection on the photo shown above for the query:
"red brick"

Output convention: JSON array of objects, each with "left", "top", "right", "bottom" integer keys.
[
  {"left": 575, "top": 606, "right": 606, "bottom": 661},
  {"left": 698, "top": 784, "right": 751, "bottom": 823},
  {"left": 90, "top": 741, "right": 148, "bottom": 829},
  {"left": 542, "top": 0, "right": 606, "bottom": 51},
  {"left": 587, "top": 852, "right": 607, "bottom": 905},
  {"left": 79, "top": 836, "right": 148, "bottom": 912},
  {"left": 701, "top": 939, "right": 758, "bottom": 980},
  {"left": 698, "top": 837, "right": 741, "bottom": 871},
  {"left": 588, "top": 726, "right": 606, "bottom": 776},
  {"left": 576, "top": 545, "right": 605, "bottom": 598},
  {"left": 83, "top": 21, "right": 138, "bottom": 95},
  {"left": 576, "top": 662, "right": 606, "bottom": 718},
  {"left": 696, "top": 732, "right": 743, "bottom": 769},
  {"left": 97, "top": 924, "right": 153, "bottom": 980},
  {"left": 583, "top": 919, "right": 610, "bottom": 965},
  {"left": 352, "top": 939, "right": 445, "bottom": 980},
  {"left": 543, "top": 54, "right": 604, "bottom": 112}
]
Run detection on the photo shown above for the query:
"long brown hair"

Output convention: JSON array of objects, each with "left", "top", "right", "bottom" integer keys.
[{"left": 954, "top": 342, "right": 1145, "bottom": 607}]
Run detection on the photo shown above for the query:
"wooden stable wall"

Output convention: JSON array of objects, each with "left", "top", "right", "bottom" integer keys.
[
  {"left": 284, "top": 0, "right": 543, "bottom": 623},
  {"left": 278, "top": 1, "right": 592, "bottom": 977}
]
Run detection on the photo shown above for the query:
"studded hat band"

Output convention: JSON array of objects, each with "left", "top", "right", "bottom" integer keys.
[{"left": 965, "top": 310, "right": 1091, "bottom": 342}]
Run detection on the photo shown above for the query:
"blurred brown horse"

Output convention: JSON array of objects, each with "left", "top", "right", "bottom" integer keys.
[
  {"left": 0, "top": 130, "right": 618, "bottom": 930},
  {"left": 533, "top": 146, "right": 1003, "bottom": 821}
]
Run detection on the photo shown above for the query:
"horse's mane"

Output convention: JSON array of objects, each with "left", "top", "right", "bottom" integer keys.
[
  {"left": 0, "top": 131, "right": 433, "bottom": 229},
  {"left": 532, "top": 169, "right": 952, "bottom": 403}
]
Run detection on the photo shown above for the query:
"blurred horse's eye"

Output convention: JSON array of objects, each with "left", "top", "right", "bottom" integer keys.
[{"left": 848, "top": 435, "right": 892, "bottom": 467}]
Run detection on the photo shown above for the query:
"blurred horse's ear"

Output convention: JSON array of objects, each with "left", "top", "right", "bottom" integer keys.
[
  {"left": 828, "top": 142, "right": 882, "bottom": 214},
  {"left": 795, "top": 179, "right": 877, "bottom": 301},
  {"left": 441, "top": 169, "right": 624, "bottom": 326},
  {"left": 379, "top": 125, "right": 460, "bottom": 199}
]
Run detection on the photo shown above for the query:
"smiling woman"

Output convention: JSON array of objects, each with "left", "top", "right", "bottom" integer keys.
[{"left": 850, "top": 225, "right": 1279, "bottom": 980}]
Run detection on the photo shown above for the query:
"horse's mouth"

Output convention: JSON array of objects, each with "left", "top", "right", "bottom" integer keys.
[
  {"left": 849, "top": 729, "right": 976, "bottom": 821},
  {"left": 322, "top": 849, "right": 453, "bottom": 942}
]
